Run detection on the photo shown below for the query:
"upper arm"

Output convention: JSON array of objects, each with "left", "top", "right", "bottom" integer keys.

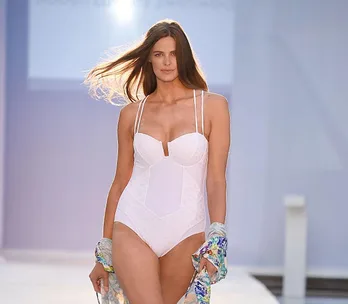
[
  {"left": 112, "top": 102, "right": 138, "bottom": 189},
  {"left": 206, "top": 94, "right": 231, "bottom": 184}
]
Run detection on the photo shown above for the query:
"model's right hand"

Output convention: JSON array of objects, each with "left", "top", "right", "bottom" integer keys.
[{"left": 89, "top": 262, "right": 109, "bottom": 293}]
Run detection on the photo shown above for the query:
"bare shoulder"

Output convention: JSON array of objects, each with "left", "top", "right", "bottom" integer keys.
[
  {"left": 120, "top": 101, "right": 140, "bottom": 119},
  {"left": 118, "top": 101, "right": 140, "bottom": 126},
  {"left": 203, "top": 91, "right": 229, "bottom": 117}
]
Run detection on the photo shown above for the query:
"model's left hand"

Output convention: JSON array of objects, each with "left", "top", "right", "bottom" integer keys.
[{"left": 199, "top": 257, "right": 217, "bottom": 278}]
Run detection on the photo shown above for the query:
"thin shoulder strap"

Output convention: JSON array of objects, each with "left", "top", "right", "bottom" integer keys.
[
  {"left": 133, "top": 101, "right": 142, "bottom": 135},
  {"left": 193, "top": 89, "right": 198, "bottom": 132},
  {"left": 134, "top": 96, "right": 148, "bottom": 135},
  {"left": 201, "top": 90, "right": 205, "bottom": 135}
]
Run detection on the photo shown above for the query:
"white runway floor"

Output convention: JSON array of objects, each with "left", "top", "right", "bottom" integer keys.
[{"left": 0, "top": 253, "right": 279, "bottom": 304}]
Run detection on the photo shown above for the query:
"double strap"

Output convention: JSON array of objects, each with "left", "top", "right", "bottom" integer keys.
[{"left": 134, "top": 89, "right": 205, "bottom": 135}]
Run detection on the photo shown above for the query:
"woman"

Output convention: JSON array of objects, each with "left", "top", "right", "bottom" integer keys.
[{"left": 86, "top": 19, "right": 230, "bottom": 304}]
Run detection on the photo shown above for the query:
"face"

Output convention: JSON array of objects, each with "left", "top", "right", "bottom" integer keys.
[{"left": 149, "top": 36, "right": 178, "bottom": 82}]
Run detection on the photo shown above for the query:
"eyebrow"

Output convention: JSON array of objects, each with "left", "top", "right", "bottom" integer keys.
[{"left": 152, "top": 50, "right": 176, "bottom": 53}]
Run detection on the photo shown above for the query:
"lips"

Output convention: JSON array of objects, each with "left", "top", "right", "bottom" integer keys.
[{"left": 161, "top": 69, "right": 174, "bottom": 73}]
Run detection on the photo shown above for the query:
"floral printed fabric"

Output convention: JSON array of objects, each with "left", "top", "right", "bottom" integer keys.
[
  {"left": 95, "top": 238, "right": 129, "bottom": 304},
  {"left": 182, "top": 222, "right": 228, "bottom": 304},
  {"left": 95, "top": 222, "right": 227, "bottom": 304},
  {"left": 95, "top": 238, "right": 114, "bottom": 273}
]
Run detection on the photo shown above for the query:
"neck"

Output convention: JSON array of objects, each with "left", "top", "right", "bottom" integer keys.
[{"left": 152, "top": 78, "right": 193, "bottom": 104}]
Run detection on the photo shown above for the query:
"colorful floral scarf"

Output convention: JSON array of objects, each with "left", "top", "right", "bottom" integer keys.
[{"left": 181, "top": 222, "right": 228, "bottom": 304}]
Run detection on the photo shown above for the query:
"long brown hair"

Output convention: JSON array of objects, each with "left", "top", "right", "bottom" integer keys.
[{"left": 84, "top": 19, "right": 208, "bottom": 105}]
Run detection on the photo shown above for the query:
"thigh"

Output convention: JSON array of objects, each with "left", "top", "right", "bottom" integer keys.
[
  {"left": 112, "top": 221, "right": 164, "bottom": 304},
  {"left": 159, "top": 232, "right": 205, "bottom": 304}
]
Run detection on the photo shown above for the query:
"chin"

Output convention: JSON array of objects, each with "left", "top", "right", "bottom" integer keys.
[{"left": 157, "top": 74, "right": 179, "bottom": 83}]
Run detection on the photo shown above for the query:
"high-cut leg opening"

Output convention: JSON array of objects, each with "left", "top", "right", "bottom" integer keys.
[{"left": 114, "top": 210, "right": 159, "bottom": 256}]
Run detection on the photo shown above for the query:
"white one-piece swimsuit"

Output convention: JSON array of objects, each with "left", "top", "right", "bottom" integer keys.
[{"left": 114, "top": 90, "right": 208, "bottom": 257}]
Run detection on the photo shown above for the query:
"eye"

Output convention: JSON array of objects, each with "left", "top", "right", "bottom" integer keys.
[{"left": 171, "top": 51, "right": 176, "bottom": 56}]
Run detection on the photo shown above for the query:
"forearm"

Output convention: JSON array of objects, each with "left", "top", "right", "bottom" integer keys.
[
  {"left": 207, "top": 180, "right": 227, "bottom": 224},
  {"left": 102, "top": 182, "right": 124, "bottom": 239}
]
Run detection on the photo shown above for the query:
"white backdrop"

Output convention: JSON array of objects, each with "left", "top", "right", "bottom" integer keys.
[
  {"left": 228, "top": 0, "right": 348, "bottom": 275},
  {"left": 29, "top": 0, "right": 234, "bottom": 87}
]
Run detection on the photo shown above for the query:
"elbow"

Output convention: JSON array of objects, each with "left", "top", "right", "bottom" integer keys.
[{"left": 206, "top": 177, "right": 226, "bottom": 192}]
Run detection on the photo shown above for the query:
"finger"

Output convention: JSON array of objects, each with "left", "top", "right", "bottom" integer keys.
[
  {"left": 89, "top": 275, "right": 101, "bottom": 293},
  {"left": 199, "top": 259, "right": 206, "bottom": 272},
  {"left": 102, "top": 274, "right": 109, "bottom": 292},
  {"left": 93, "top": 280, "right": 102, "bottom": 293},
  {"left": 205, "top": 259, "right": 216, "bottom": 274},
  {"left": 207, "top": 263, "right": 217, "bottom": 278}
]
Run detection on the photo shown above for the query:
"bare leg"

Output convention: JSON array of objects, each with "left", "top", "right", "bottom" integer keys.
[
  {"left": 112, "top": 221, "right": 164, "bottom": 304},
  {"left": 159, "top": 232, "right": 205, "bottom": 304}
]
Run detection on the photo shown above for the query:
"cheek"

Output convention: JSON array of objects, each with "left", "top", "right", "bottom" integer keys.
[
  {"left": 172, "top": 58, "right": 178, "bottom": 68},
  {"left": 173, "top": 57, "right": 179, "bottom": 70},
  {"left": 151, "top": 58, "right": 162, "bottom": 70}
]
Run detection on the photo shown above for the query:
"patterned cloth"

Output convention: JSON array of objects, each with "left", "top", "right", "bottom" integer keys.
[
  {"left": 95, "top": 238, "right": 129, "bottom": 304},
  {"left": 181, "top": 222, "right": 228, "bottom": 304},
  {"left": 94, "top": 222, "right": 228, "bottom": 304}
]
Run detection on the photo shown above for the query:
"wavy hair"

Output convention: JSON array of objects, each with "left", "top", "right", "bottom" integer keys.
[{"left": 84, "top": 19, "right": 208, "bottom": 105}]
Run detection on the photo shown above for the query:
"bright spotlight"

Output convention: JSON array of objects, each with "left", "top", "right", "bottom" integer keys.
[{"left": 110, "top": 0, "right": 135, "bottom": 26}]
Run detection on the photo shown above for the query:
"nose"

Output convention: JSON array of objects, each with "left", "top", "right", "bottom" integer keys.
[{"left": 163, "top": 55, "right": 171, "bottom": 66}]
